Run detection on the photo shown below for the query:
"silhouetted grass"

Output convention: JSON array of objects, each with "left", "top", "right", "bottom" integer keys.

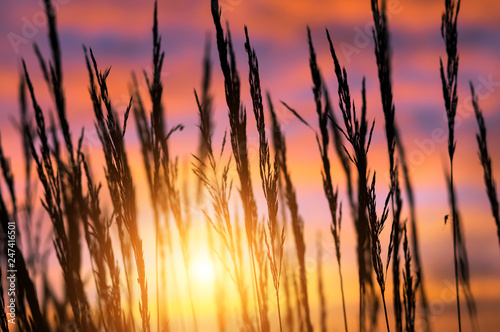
[
  {"left": 470, "top": 82, "right": 500, "bottom": 250},
  {"left": 326, "top": 28, "right": 374, "bottom": 332},
  {"left": 245, "top": 26, "right": 284, "bottom": 332},
  {"left": 210, "top": 1, "right": 263, "bottom": 329},
  {"left": 1, "top": 0, "right": 497, "bottom": 331},
  {"left": 367, "top": 174, "right": 392, "bottom": 332},
  {"left": 84, "top": 47, "right": 149, "bottom": 332},
  {"left": 370, "top": 1, "right": 404, "bottom": 330},
  {"left": 0, "top": 269, "right": 7, "bottom": 332},
  {"left": 439, "top": 1, "right": 477, "bottom": 331}
]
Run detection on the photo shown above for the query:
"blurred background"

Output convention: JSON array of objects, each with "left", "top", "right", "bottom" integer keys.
[{"left": 1, "top": 0, "right": 500, "bottom": 330}]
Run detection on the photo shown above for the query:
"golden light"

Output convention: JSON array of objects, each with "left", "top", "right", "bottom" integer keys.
[{"left": 189, "top": 253, "right": 215, "bottom": 286}]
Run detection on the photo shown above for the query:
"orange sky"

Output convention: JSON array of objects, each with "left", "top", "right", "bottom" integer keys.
[{"left": 1, "top": 0, "right": 500, "bottom": 331}]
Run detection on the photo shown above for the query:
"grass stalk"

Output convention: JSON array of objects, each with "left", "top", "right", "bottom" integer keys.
[
  {"left": 245, "top": 26, "right": 284, "bottom": 332},
  {"left": 210, "top": 1, "right": 263, "bottom": 329},
  {"left": 193, "top": 90, "right": 252, "bottom": 330},
  {"left": 370, "top": 1, "right": 404, "bottom": 329},
  {"left": 470, "top": 82, "right": 500, "bottom": 250},
  {"left": 84, "top": 48, "right": 150, "bottom": 332},
  {"left": 439, "top": 1, "right": 477, "bottom": 331},
  {"left": 366, "top": 175, "right": 392, "bottom": 332}
]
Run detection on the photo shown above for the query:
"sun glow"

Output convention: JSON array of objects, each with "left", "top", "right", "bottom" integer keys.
[{"left": 189, "top": 254, "right": 215, "bottom": 286}]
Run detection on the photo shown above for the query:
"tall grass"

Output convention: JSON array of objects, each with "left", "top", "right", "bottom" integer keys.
[
  {"left": 439, "top": 1, "right": 477, "bottom": 331},
  {"left": 84, "top": 47, "right": 149, "bottom": 331},
  {"left": 1, "top": 0, "right": 497, "bottom": 331},
  {"left": 325, "top": 28, "right": 373, "bottom": 332},
  {"left": 244, "top": 26, "right": 284, "bottom": 332},
  {"left": 470, "top": 82, "right": 500, "bottom": 250},
  {"left": 370, "top": 1, "right": 404, "bottom": 329},
  {"left": 193, "top": 95, "right": 253, "bottom": 330},
  {"left": 272, "top": 96, "right": 313, "bottom": 332},
  {"left": 210, "top": 1, "right": 264, "bottom": 329},
  {"left": 367, "top": 174, "right": 392, "bottom": 332},
  {"left": 0, "top": 136, "right": 49, "bottom": 331}
]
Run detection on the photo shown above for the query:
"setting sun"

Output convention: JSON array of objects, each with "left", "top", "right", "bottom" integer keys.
[{"left": 190, "top": 254, "right": 216, "bottom": 286}]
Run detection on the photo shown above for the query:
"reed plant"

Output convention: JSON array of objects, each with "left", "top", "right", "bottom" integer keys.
[
  {"left": 370, "top": 1, "right": 404, "bottom": 329},
  {"left": 367, "top": 174, "right": 392, "bottom": 332},
  {"left": 193, "top": 98, "right": 253, "bottom": 330},
  {"left": 245, "top": 26, "right": 284, "bottom": 332},
  {"left": 470, "top": 83, "right": 500, "bottom": 250},
  {"left": 210, "top": 1, "right": 264, "bottom": 329},
  {"left": 439, "top": 1, "right": 477, "bottom": 331},
  {"left": 84, "top": 47, "right": 150, "bottom": 332}
]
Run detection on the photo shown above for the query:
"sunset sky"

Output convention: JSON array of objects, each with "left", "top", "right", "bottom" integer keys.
[{"left": 1, "top": 0, "right": 500, "bottom": 331}]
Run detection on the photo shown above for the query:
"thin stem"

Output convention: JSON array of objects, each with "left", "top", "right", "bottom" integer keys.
[
  {"left": 155, "top": 210, "right": 160, "bottom": 332},
  {"left": 276, "top": 290, "right": 283, "bottom": 332},
  {"left": 338, "top": 263, "right": 349, "bottom": 332},
  {"left": 381, "top": 291, "right": 391, "bottom": 332},
  {"left": 450, "top": 159, "right": 462, "bottom": 332}
]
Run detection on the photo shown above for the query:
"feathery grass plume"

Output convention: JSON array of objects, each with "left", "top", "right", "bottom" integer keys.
[
  {"left": 35, "top": 2, "right": 85, "bottom": 280},
  {"left": 35, "top": 3, "right": 100, "bottom": 327},
  {"left": 402, "top": 224, "right": 418, "bottom": 332},
  {"left": 131, "top": 3, "right": 178, "bottom": 330},
  {"left": 245, "top": 27, "right": 284, "bottom": 332},
  {"left": 84, "top": 48, "right": 150, "bottom": 332},
  {"left": 274, "top": 97, "right": 313, "bottom": 331},
  {"left": 0, "top": 136, "right": 49, "bottom": 332},
  {"left": 326, "top": 28, "right": 383, "bottom": 332},
  {"left": 211, "top": 0, "right": 262, "bottom": 328},
  {"left": 142, "top": 4, "right": 170, "bottom": 328},
  {"left": 193, "top": 90, "right": 253, "bottom": 330},
  {"left": 23, "top": 61, "right": 94, "bottom": 331},
  {"left": 37, "top": 2, "right": 118, "bottom": 329},
  {"left": 369, "top": 0, "right": 430, "bottom": 326},
  {"left": 328, "top": 90, "right": 356, "bottom": 223},
  {"left": 78, "top": 152, "right": 110, "bottom": 331},
  {"left": 196, "top": 35, "right": 214, "bottom": 203},
  {"left": 37, "top": 0, "right": 73, "bottom": 163},
  {"left": 470, "top": 82, "right": 500, "bottom": 249},
  {"left": 267, "top": 93, "right": 291, "bottom": 242},
  {"left": 367, "top": 174, "right": 392, "bottom": 332},
  {"left": 370, "top": 1, "right": 404, "bottom": 329},
  {"left": 17, "top": 75, "right": 50, "bottom": 284},
  {"left": 394, "top": 130, "right": 431, "bottom": 332},
  {"left": 81, "top": 155, "right": 125, "bottom": 331},
  {"left": 274, "top": 97, "right": 314, "bottom": 331},
  {"left": 65, "top": 132, "right": 112, "bottom": 330},
  {"left": 268, "top": 94, "right": 294, "bottom": 331},
  {"left": 439, "top": 1, "right": 477, "bottom": 331},
  {"left": 316, "top": 233, "right": 327, "bottom": 332},
  {"left": 0, "top": 269, "right": 7, "bottom": 332},
  {"left": 305, "top": 27, "right": 347, "bottom": 332},
  {"left": 130, "top": 73, "right": 158, "bottom": 332}
]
